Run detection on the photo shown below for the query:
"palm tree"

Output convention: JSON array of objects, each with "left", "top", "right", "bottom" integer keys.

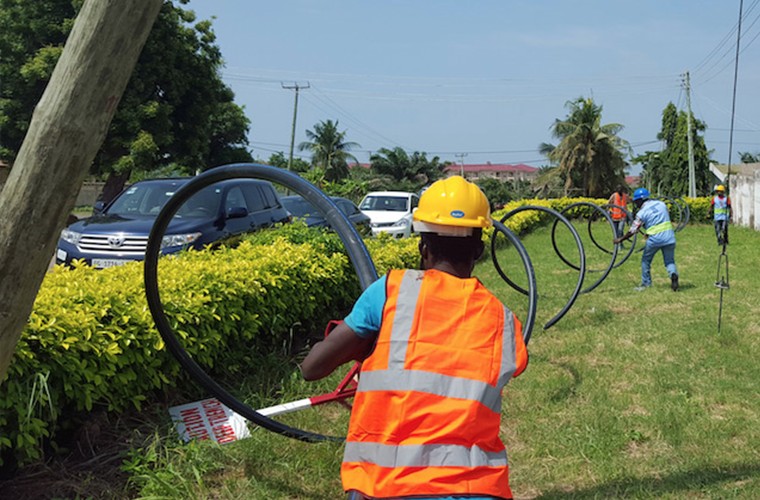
[
  {"left": 540, "top": 97, "right": 629, "bottom": 197},
  {"left": 298, "top": 120, "right": 360, "bottom": 181},
  {"left": 369, "top": 147, "right": 444, "bottom": 190}
]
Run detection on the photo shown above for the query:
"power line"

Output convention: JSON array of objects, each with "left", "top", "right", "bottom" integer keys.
[
  {"left": 692, "top": 0, "right": 760, "bottom": 77},
  {"left": 304, "top": 87, "right": 406, "bottom": 149},
  {"left": 693, "top": 7, "right": 760, "bottom": 83}
]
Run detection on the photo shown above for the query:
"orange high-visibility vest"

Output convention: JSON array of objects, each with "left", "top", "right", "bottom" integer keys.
[
  {"left": 341, "top": 269, "right": 528, "bottom": 499},
  {"left": 610, "top": 192, "right": 629, "bottom": 220}
]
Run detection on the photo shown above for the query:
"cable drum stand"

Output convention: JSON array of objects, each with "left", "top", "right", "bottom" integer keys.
[{"left": 144, "top": 163, "right": 538, "bottom": 442}]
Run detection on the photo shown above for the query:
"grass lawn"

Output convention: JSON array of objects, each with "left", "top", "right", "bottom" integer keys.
[{"left": 14, "top": 223, "right": 760, "bottom": 499}]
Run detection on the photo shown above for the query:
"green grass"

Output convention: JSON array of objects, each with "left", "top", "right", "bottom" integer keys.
[
  {"left": 71, "top": 206, "right": 93, "bottom": 218},
  {"left": 126, "top": 223, "right": 760, "bottom": 499}
]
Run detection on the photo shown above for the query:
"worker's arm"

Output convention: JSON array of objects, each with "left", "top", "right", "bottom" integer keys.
[
  {"left": 300, "top": 322, "right": 375, "bottom": 381},
  {"left": 614, "top": 216, "right": 642, "bottom": 244}
]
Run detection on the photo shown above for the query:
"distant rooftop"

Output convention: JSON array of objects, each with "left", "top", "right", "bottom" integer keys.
[{"left": 443, "top": 163, "right": 539, "bottom": 173}]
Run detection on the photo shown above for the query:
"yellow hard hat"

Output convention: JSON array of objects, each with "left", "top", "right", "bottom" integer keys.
[
  {"left": 716, "top": 184, "right": 726, "bottom": 192},
  {"left": 413, "top": 176, "right": 491, "bottom": 236}
]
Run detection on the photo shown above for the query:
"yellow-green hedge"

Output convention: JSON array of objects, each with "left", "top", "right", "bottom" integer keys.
[{"left": 1, "top": 224, "right": 418, "bottom": 464}]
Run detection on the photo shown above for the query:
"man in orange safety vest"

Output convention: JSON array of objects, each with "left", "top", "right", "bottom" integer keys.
[
  {"left": 607, "top": 185, "right": 630, "bottom": 238},
  {"left": 301, "top": 176, "right": 528, "bottom": 500}
]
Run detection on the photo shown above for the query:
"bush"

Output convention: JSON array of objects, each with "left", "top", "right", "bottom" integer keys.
[{"left": 1, "top": 224, "right": 417, "bottom": 465}]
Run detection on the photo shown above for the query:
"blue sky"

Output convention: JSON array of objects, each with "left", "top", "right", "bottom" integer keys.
[{"left": 186, "top": 0, "right": 760, "bottom": 174}]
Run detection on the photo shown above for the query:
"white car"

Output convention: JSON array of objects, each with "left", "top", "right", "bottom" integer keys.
[{"left": 359, "top": 191, "right": 420, "bottom": 238}]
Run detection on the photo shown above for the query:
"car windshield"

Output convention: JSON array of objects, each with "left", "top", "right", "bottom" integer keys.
[
  {"left": 360, "top": 195, "right": 408, "bottom": 212},
  {"left": 107, "top": 182, "right": 221, "bottom": 218},
  {"left": 282, "top": 197, "right": 319, "bottom": 218}
]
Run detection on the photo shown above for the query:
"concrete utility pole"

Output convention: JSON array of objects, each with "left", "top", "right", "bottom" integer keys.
[
  {"left": 455, "top": 153, "right": 467, "bottom": 177},
  {"left": 282, "top": 82, "right": 309, "bottom": 171},
  {"left": 682, "top": 71, "right": 697, "bottom": 197},
  {"left": 0, "top": 0, "right": 163, "bottom": 381}
]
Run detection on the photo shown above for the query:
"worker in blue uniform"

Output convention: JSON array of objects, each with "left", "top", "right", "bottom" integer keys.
[{"left": 613, "top": 188, "right": 679, "bottom": 292}]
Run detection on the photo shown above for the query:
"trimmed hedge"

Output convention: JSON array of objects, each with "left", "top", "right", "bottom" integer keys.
[{"left": 1, "top": 224, "right": 418, "bottom": 464}]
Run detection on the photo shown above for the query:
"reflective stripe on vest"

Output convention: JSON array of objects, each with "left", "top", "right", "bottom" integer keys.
[
  {"left": 344, "top": 441, "right": 508, "bottom": 469},
  {"left": 644, "top": 220, "right": 673, "bottom": 235},
  {"left": 715, "top": 207, "right": 729, "bottom": 215}
]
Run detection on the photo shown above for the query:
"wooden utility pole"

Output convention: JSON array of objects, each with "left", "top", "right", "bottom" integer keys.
[
  {"left": 282, "top": 82, "right": 309, "bottom": 171},
  {"left": 0, "top": 0, "right": 163, "bottom": 381},
  {"left": 682, "top": 71, "right": 696, "bottom": 197},
  {"left": 455, "top": 153, "right": 468, "bottom": 177}
]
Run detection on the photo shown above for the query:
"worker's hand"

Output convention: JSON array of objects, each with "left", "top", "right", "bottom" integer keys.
[{"left": 300, "top": 322, "right": 374, "bottom": 381}]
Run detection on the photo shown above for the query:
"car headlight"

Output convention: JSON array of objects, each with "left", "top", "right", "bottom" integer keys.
[
  {"left": 60, "top": 228, "right": 82, "bottom": 245},
  {"left": 391, "top": 218, "right": 410, "bottom": 228},
  {"left": 161, "top": 232, "right": 202, "bottom": 249}
]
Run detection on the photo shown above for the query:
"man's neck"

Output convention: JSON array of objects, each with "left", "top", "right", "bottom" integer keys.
[{"left": 430, "top": 262, "right": 472, "bottom": 279}]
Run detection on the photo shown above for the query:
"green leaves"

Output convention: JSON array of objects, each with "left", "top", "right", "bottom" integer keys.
[{"left": 2, "top": 224, "right": 417, "bottom": 465}]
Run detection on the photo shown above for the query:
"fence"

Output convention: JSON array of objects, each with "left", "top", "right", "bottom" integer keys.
[
  {"left": 729, "top": 164, "right": 760, "bottom": 230},
  {"left": 0, "top": 169, "right": 103, "bottom": 208}
]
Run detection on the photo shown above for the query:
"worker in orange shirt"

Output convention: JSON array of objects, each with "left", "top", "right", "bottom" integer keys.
[
  {"left": 607, "top": 184, "right": 630, "bottom": 238},
  {"left": 301, "top": 176, "right": 528, "bottom": 500}
]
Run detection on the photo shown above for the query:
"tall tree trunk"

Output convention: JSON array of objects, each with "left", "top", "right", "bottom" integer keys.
[
  {"left": 100, "top": 170, "right": 132, "bottom": 205},
  {"left": 0, "top": 0, "right": 163, "bottom": 382}
]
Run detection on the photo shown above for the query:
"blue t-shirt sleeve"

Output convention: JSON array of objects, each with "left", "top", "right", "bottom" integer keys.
[{"left": 344, "top": 275, "right": 387, "bottom": 339}]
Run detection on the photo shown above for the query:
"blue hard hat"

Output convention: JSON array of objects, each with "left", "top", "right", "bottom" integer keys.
[{"left": 633, "top": 188, "right": 650, "bottom": 201}]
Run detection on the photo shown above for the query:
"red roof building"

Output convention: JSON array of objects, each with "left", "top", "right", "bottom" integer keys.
[
  {"left": 443, "top": 163, "right": 539, "bottom": 182},
  {"left": 625, "top": 175, "right": 640, "bottom": 188}
]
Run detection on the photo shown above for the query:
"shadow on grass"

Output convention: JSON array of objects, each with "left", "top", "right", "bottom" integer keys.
[
  {"left": 529, "top": 353, "right": 583, "bottom": 404},
  {"left": 548, "top": 361, "right": 581, "bottom": 403},
  {"left": 532, "top": 462, "right": 760, "bottom": 499}
]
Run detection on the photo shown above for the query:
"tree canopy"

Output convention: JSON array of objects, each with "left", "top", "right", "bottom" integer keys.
[
  {"left": 0, "top": 0, "right": 252, "bottom": 201},
  {"left": 369, "top": 147, "right": 445, "bottom": 192},
  {"left": 297, "top": 119, "right": 359, "bottom": 182},
  {"left": 540, "top": 97, "right": 629, "bottom": 198},
  {"left": 635, "top": 102, "right": 712, "bottom": 196},
  {"left": 739, "top": 152, "right": 759, "bottom": 163}
]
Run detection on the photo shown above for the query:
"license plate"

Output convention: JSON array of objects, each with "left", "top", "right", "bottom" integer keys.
[{"left": 92, "top": 258, "right": 129, "bottom": 269}]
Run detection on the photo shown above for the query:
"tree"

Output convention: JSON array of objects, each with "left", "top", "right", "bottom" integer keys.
[
  {"left": 298, "top": 119, "right": 359, "bottom": 182},
  {"left": 266, "top": 151, "right": 311, "bottom": 173},
  {"left": 739, "top": 152, "right": 759, "bottom": 163},
  {"left": 0, "top": 0, "right": 252, "bottom": 203},
  {"left": 369, "top": 147, "right": 445, "bottom": 191},
  {"left": 540, "top": 97, "right": 629, "bottom": 197},
  {"left": 0, "top": 0, "right": 163, "bottom": 381},
  {"left": 475, "top": 178, "right": 513, "bottom": 209},
  {"left": 636, "top": 102, "right": 712, "bottom": 196}
]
